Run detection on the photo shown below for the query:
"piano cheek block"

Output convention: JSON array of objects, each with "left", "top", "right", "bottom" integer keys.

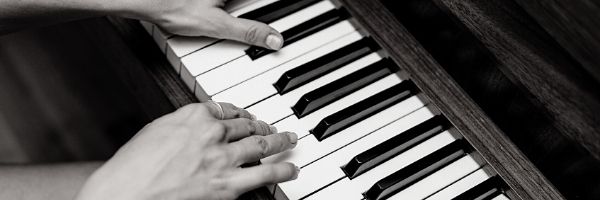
[{"left": 310, "top": 81, "right": 419, "bottom": 141}]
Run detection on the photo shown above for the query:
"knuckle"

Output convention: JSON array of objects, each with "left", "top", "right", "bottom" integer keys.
[
  {"left": 211, "top": 121, "right": 227, "bottom": 132},
  {"left": 236, "top": 109, "right": 247, "bottom": 119},
  {"left": 207, "top": 122, "right": 227, "bottom": 142},
  {"left": 244, "top": 24, "right": 261, "bottom": 44},
  {"left": 279, "top": 133, "right": 291, "bottom": 145},
  {"left": 200, "top": 148, "right": 229, "bottom": 166},
  {"left": 242, "top": 119, "right": 256, "bottom": 134},
  {"left": 250, "top": 136, "right": 269, "bottom": 157},
  {"left": 255, "top": 121, "right": 270, "bottom": 135},
  {"left": 274, "top": 134, "right": 287, "bottom": 150}
]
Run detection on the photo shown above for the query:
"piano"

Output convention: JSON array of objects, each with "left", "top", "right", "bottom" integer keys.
[{"left": 105, "top": 0, "right": 600, "bottom": 199}]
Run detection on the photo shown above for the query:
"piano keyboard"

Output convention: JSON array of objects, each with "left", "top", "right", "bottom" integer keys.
[{"left": 140, "top": 0, "right": 513, "bottom": 199}]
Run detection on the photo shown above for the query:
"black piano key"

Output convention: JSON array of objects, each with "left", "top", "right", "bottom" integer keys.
[
  {"left": 310, "top": 80, "right": 418, "bottom": 141},
  {"left": 239, "top": 0, "right": 321, "bottom": 23},
  {"left": 452, "top": 176, "right": 505, "bottom": 200},
  {"left": 246, "top": 8, "right": 350, "bottom": 60},
  {"left": 342, "top": 115, "right": 451, "bottom": 179},
  {"left": 363, "top": 140, "right": 472, "bottom": 200},
  {"left": 292, "top": 58, "right": 396, "bottom": 118},
  {"left": 274, "top": 37, "right": 379, "bottom": 95}
]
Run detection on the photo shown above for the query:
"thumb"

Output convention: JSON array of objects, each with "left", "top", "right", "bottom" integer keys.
[{"left": 217, "top": 12, "right": 284, "bottom": 50}]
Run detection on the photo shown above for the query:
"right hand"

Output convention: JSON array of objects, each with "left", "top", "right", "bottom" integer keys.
[
  {"left": 76, "top": 102, "right": 298, "bottom": 200},
  {"left": 125, "top": 0, "right": 284, "bottom": 50}
]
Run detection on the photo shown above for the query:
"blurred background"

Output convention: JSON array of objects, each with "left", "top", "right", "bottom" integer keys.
[{"left": 0, "top": 18, "right": 172, "bottom": 163}]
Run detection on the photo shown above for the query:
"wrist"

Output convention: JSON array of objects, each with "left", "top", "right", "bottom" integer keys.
[
  {"left": 107, "top": 0, "right": 165, "bottom": 23},
  {"left": 99, "top": 0, "right": 138, "bottom": 19}
]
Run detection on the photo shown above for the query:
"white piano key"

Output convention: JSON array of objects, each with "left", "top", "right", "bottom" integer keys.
[
  {"left": 246, "top": 52, "right": 383, "bottom": 124},
  {"left": 211, "top": 31, "right": 364, "bottom": 108},
  {"left": 182, "top": 41, "right": 247, "bottom": 90},
  {"left": 181, "top": 1, "right": 336, "bottom": 90},
  {"left": 166, "top": 36, "right": 221, "bottom": 73},
  {"left": 492, "top": 194, "right": 510, "bottom": 200},
  {"left": 165, "top": 0, "right": 279, "bottom": 71},
  {"left": 387, "top": 154, "right": 482, "bottom": 200},
  {"left": 196, "top": 20, "right": 356, "bottom": 97},
  {"left": 262, "top": 94, "right": 425, "bottom": 168},
  {"left": 425, "top": 167, "right": 493, "bottom": 200},
  {"left": 304, "top": 131, "right": 458, "bottom": 200},
  {"left": 277, "top": 107, "right": 435, "bottom": 200},
  {"left": 152, "top": 25, "right": 173, "bottom": 53}
]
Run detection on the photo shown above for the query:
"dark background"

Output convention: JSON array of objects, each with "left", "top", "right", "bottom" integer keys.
[{"left": 0, "top": 18, "right": 170, "bottom": 163}]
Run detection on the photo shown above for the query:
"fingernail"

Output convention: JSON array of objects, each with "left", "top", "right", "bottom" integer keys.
[
  {"left": 293, "top": 165, "right": 300, "bottom": 179},
  {"left": 287, "top": 132, "right": 298, "bottom": 148},
  {"left": 266, "top": 34, "right": 283, "bottom": 50},
  {"left": 250, "top": 114, "right": 257, "bottom": 120},
  {"left": 269, "top": 125, "right": 278, "bottom": 134}
]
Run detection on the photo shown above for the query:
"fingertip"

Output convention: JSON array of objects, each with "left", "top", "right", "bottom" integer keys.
[
  {"left": 222, "top": 16, "right": 283, "bottom": 50},
  {"left": 286, "top": 132, "right": 298, "bottom": 148},
  {"left": 269, "top": 125, "right": 278, "bottom": 135},
  {"left": 266, "top": 33, "right": 284, "bottom": 50},
  {"left": 279, "top": 162, "right": 300, "bottom": 181},
  {"left": 291, "top": 163, "right": 300, "bottom": 180}
]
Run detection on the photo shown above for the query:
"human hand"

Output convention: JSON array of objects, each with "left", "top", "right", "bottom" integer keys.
[
  {"left": 76, "top": 102, "right": 298, "bottom": 200},
  {"left": 125, "top": 0, "right": 283, "bottom": 50}
]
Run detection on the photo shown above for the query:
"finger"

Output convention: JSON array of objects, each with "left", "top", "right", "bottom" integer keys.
[
  {"left": 205, "top": 101, "right": 254, "bottom": 120},
  {"left": 228, "top": 162, "right": 299, "bottom": 194},
  {"left": 219, "top": 102, "right": 255, "bottom": 119},
  {"left": 214, "top": 10, "right": 284, "bottom": 50},
  {"left": 219, "top": 118, "right": 277, "bottom": 141},
  {"left": 227, "top": 132, "right": 298, "bottom": 165}
]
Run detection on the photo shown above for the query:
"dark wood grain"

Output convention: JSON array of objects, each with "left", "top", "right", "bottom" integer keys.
[
  {"left": 339, "top": 0, "right": 565, "bottom": 199},
  {"left": 383, "top": 0, "right": 600, "bottom": 198},
  {"left": 434, "top": 0, "right": 600, "bottom": 162},
  {"left": 513, "top": 0, "right": 600, "bottom": 83},
  {"left": 428, "top": 1, "right": 600, "bottom": 198}
]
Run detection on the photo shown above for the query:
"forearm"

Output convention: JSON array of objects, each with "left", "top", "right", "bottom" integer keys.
[
  {"left": 0, "top": 0, "right": 133, "bottom": 35},
  {"left": 0, "top": 162, "right": 102, "bottom": 200}
]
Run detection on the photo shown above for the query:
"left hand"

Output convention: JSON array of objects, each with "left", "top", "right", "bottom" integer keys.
[{"left": 76, "top": 102, "right": 298, "bottom": 200}]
